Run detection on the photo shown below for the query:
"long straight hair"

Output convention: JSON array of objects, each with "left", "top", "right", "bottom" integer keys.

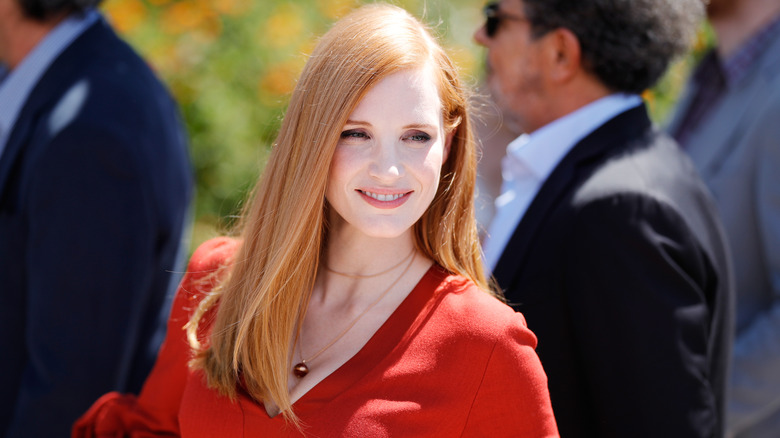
[{"left": 186, "top": 3, "right": 490, "bottom": 424}]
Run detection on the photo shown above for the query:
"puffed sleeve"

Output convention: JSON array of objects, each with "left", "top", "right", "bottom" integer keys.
[
  {"left": 461, "top": 312, "right": 560, "bottom": 437},
  {"left": 72, "top": 237, "right": 238, "bottom": 438}
]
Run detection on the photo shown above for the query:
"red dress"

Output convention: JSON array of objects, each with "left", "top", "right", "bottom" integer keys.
[{"left": 74, "top": 237, "right": 559, "bottom": 437}]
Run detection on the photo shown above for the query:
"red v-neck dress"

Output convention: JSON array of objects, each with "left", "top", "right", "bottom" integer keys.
[{"left": 74, "top": 238, "right": 559, "bottom": 437}]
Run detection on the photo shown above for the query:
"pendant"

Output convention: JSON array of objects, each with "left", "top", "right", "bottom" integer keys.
[{"left": 293, "top": 362, "right": 309, "bottom": 378}]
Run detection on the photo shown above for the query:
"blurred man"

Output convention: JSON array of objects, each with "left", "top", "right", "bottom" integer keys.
[
  {"left": 0, "top": 0, "right": 193, "bottom": 436},
  {"left": 475, "top": 1, "right": 734, "bottom": 436},
  {"left": 668, "top": 0, "right": 780, "bottom": 436}
]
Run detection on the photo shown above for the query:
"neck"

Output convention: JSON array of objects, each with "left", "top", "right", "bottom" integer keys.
[
  {"left": 324, "top": 229, "right": 417, "bottom": 279},
  {"left": 710, "top": 0, "right": 780, "bottom": 58},
  {"left": 531, "top": 75, "right": 611, "bottom": 133},
  {"left": 0, "top": 10, "right": 68, "bottom": 69}
]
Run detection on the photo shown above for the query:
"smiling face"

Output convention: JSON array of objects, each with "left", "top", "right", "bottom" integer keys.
[{"left": 325, "top": 67, "right": 450, "bottom": 241}]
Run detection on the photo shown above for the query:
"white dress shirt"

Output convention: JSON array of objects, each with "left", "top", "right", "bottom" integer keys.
[
  {"left": 481, "top": 93, "right": 643, "bottom": 272},
  {"left": 0, "top": 10, "right": 99, "bottom": 159}
]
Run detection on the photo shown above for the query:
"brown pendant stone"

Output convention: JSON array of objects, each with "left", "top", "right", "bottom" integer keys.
[{"left": 293, "top": 362, "right": 309, "bottom": 378}]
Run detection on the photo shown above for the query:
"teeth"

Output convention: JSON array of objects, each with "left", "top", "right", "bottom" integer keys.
[{"left": 363, "top": 191, "right": 405, "bottom": 201}]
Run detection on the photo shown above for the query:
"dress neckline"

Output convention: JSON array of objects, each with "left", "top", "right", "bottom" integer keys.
[{"left": 251, "top": 264, "right": 450, "bottom": 418}]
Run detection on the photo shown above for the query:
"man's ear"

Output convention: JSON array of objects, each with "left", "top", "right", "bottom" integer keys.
[{"left": 546, "top": 27, "right": 582, "bottom": 83}]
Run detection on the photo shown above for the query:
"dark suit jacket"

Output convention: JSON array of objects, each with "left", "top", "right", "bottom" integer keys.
[
  {"left": 493, "top": 104, "right": 734, "bottom": 437},
  {"left": 0, "top": 17, "right": 192, "bottom": 437}
]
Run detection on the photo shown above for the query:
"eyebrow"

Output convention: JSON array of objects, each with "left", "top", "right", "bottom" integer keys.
[{"left": 344, "top": 120, "right": 438, "bottom": 130}]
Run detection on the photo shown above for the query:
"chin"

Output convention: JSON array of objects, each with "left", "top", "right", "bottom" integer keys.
[
  {"left": 353, "top": 219, "right": 417, "bottom": 240},
  {"left": 363, "top": 228, "right": 413, "bottom": 240}
]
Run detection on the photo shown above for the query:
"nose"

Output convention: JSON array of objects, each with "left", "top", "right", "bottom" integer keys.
[
  {"left": 474, "top": 23, "right": 489, "bottom": 47},
  {"left": 368, "top": 139, "right": 402, "bottom": 182}
]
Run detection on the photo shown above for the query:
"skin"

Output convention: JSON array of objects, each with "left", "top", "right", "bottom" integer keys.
[
  {"left": 0, "top": 0, "right": 66, "bottom": 68},
  {"left": 473, "top": 0, "right": 611, "bottom": 133},
  {"left": 279, "top": 67, "right": 452, "bottom": 415},
  {"left": 472, "top": 0, "right": 552, "bottom": 133},
  {"left": 707, "top": 0, "right": 780, "bottom": 57},
  {"left": 325, "top": 66, "right": 451, "bottom": 241}
]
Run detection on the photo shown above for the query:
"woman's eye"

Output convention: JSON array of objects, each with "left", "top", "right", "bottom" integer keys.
[
  {"left": 340, "top": 130, "right": 368, "bottom": 139},
  {"left": 406, "top": 132, "right": 432, "bottom": 143}
]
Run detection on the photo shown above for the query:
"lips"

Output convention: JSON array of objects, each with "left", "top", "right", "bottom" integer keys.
[
  {"left": 361, "top": 190, "right": 406, "bottom": 201},
  {"left": 357, "top": 189, "right": 412, "bottom": 209}
]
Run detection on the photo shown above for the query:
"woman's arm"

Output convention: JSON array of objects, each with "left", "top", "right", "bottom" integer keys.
[
  {"left": 72, "top": 237, "right": 237, "bottom": 437},
  {"left": 461, "top": 313, "right": 559, "bottom": 437}
]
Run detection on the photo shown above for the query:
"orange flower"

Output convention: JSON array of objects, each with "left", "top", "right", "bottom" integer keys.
[
  {"left": 211, "top": 0, "right": 250, "bottom": 16},
  {"left": 259, "top": 59, "right": 305, "bottom": 99},
  {"left": 102, "top": 0, "right": 147, "bottom": 34},
  {"left": 263, "top": 4, "right": 306, "bottom": 48},
  {"left": 161, "top": 0, "right": 217, "bottom": 35},
  {"left": 315, "top": 0, "right": 357, "bottom": 20}
]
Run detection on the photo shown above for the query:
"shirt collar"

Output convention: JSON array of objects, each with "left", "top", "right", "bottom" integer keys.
[
  {"left": 503, "top": 93, "right": 643, "bottom": 183},
  {"left": 0, "top": 9, "right": 99, "bottom": 157}
]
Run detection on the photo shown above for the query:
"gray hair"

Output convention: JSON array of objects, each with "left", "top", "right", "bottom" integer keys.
[
  {"left": 18, "top": 0, "right": 103, "bottom": 20},
  {"left": 522, "top": 0, "right": 704, "bottom": 93}
]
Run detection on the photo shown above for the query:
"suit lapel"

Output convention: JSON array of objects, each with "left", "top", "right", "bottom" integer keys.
[
  {"left": 492, "top": 105, "right": 652, "bottom": 291},
  {"left": 0, "top": 21, "right": 103, "bottom": 201},
  {"left": 0, "top": 114, "right": 37, "bottom": 203}
]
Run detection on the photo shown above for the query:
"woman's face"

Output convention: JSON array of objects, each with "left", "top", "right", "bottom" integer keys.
[{"left": 326, "top": 67, "right": 451, "bottom": 240}]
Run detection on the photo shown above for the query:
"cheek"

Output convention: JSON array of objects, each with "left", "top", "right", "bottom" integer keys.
[
  {"left": 325, "top": 154, "right": 352, "bottom": 205},
  {"left": 417, "top": 147, "right": 446, "bottom": 193},
  {"left": 328, "top": 149, "right": 358, "bottom": 184},
  {"left": 489, "top": 58, "right": 518, "bottom": 97}
]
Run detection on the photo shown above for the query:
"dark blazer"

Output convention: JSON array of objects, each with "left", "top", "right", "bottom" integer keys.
[
  {"left": 493, "top": 104, "right": 734, "bottom": 437},
  {"left": 0, "top": 18, "right": 192, "bottom": 437}
]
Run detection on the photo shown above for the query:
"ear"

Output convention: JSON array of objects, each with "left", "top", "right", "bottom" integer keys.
[{"left": 545, "top": 28, "right": 582, "bottom": 83}]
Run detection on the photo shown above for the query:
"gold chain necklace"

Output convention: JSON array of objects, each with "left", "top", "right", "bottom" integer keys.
[
  {"left": 324, "top": 248, "right": 414, "bottom": 279},
  {"left": 293, "top": 251, "right": 417, "bottom": 378}
]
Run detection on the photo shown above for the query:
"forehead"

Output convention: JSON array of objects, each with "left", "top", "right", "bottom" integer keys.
[
  {"left": 349, "top": 67, "right": 443, "bottom": 121},
  {"left": 500, "top": 0, "right": 526, "bottom": 15}
]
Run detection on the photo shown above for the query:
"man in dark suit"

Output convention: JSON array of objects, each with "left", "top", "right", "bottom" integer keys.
[
  {"left": 475, "top": 1, "right": 734, "bottom": 436},
  {"left": 0, "top": 1, "right": 192, "bottom": 436}
]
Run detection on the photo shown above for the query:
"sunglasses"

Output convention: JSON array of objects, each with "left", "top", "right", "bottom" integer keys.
[{"left": 483, "top": 2, "right": 527, "bottom": 38}]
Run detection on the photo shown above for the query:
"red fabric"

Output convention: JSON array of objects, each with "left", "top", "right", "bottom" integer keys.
[{"left": 74, "top": 237, "right": 558, "bottom": 437}]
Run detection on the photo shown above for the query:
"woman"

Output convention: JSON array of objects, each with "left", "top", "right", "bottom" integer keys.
[{"left": 74, "top": 4, "right": 558, "bottom": 437}]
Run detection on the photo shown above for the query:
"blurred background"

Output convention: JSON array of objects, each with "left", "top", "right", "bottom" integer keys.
[{"left": 99, "top": 0, "right": 712, "bottom": 252}]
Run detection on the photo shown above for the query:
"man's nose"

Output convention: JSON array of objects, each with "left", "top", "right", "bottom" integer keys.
[{"left": 474, "top": 24, "right": 489, "bottom": 47}]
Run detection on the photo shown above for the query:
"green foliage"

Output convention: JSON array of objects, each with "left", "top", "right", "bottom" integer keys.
[{"left": 101, "top": 0, "right": 712, "bottom": 249}]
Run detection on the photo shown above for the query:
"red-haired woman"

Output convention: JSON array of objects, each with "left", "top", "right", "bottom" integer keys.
[{"left": 74, "top": 4, "right": 558, "bottom": 436}]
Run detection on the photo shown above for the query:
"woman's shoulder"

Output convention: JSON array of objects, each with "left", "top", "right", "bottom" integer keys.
[
  {"left": 173, "top": 237, "right": 240, "bottom": 316},
  {"left": 431, "top": 267, "right": 518, "bottom": 321},
  {"left": 188, "top": 236, "right": 240, "bottom": 272},
  {"left": 430, "top": 267, "right": 536, "bottom": 347},
  {"left": 180, "top": 237, "right": 240, "bottom": 290}
]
